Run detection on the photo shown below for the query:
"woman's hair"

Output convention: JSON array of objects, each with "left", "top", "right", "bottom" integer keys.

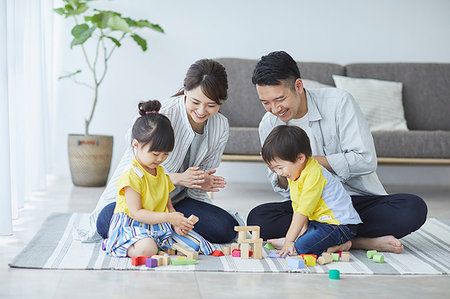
[
  {"left": 252, "top": 51, "right": 301, "bottom": 91},
  {"left": 132, "top": 100, "right": 175, "bottom": 152},
  {"left": 173, "top": 59, "right": 228, "bottom": 105},
  {"left": 261, "top": 125, "right": 312, "bottom": 164}
]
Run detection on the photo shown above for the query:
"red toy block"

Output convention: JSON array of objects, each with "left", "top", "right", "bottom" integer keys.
[
  {"left": 131, "top": 256, "right": 150, "bottom": 266},
  {"left": 212, "top": 250, "right": 225, "bottom": 257},
  {"left": 232, "top": 249, "right": 241, "bottom": 257},
  {"left": 249, "top": 250, "right": 253, "bottom": 257},
  {"left": 145, "top": 258, "right": 157, "bottom": 268}
]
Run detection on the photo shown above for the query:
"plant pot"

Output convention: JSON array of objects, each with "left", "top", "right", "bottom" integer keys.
[{"left": 68, "top": 134, "right": 113, "bottom": 187}]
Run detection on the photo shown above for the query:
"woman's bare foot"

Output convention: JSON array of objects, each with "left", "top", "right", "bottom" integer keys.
[
  {"left": 267, "top": 238, "right": 286, "bottom": 250},
  {"left": 351, "top": 235, "right": 403, "bottom": 254},
  {"left": 326, "top": 240, "right": 352, "bottom": 253}
]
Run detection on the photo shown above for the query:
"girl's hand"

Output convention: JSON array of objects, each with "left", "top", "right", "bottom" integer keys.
[
  {"left": 198, "top": 169, "right": 226, "bottom": 192},
  {"left": 174, "top": 226, "right": 188, "bottom": 236},
  {"left": 278, "top": 241, "right": 296, "bottom": 258},
  {"left": 169, "top": 212, "right": 194, "bottom": 232}
]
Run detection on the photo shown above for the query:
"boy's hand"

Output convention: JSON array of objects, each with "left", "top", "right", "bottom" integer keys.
[
  {"left": 169, "top": 212, "right": 194, "bottom": 232},
  {"left": 279, "top": 240, "right": 296, "bottom": 258}
]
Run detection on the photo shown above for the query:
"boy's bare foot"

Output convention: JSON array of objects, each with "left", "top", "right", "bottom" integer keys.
[
  {"left": 351, "top": 235, "right": 403, "bottom": 254},
  {"left": 267, "top": 238, "right": 286, "bottom": 250},
  {"left": 326, "top": 240, "right": 352, "bottom": 253}
]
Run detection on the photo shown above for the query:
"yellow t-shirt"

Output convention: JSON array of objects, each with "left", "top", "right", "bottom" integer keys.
[{"left": 114, "top": 158, "right": 175, "bottom": 217}]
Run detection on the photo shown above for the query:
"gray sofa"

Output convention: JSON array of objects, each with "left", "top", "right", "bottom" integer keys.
[{"left": 217, "top": 58, "right": 450, "bottom": 163}]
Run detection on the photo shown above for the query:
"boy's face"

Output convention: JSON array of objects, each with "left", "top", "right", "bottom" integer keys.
[{"left": 268, "top": 154, "right": 307, "bottom": 181}]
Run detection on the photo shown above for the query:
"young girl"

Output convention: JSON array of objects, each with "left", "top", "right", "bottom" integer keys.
[{"left": 105, "top": 100, "right": 214, "bottom": 258}]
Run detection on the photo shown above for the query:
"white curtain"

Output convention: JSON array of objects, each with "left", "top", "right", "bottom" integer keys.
[{"left": 0, "top": 0, "right": 55, "bottom": 235}]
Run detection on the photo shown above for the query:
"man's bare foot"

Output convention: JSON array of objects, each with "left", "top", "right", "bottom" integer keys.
[
  {"left": 351, "top": 235, "right": 403, "bottom": 254},
  {"left": 267, "top": 238, "right": 285, "bottom": 250},
  {"left": 326, "top": 240, "right": 352, "bottom": 253}
]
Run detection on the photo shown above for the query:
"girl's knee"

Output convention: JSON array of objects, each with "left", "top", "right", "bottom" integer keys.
[{"left": 128, "top": 238, "right": 158, "bottom": 257}]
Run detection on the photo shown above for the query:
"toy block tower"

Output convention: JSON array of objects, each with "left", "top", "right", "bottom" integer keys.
[{"left": 234, "top": 226, "right": 263, "bottom": 259}]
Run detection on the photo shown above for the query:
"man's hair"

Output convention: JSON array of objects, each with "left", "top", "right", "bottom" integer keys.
[
  {"left": 252, "top": 51, "right": 301, "bottom": 90},
  {"left": 261, "top": 125, "right": 312, "bottom": 164}
]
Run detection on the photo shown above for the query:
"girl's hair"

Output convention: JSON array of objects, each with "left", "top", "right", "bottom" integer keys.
[
  {"left": 132, "top": 100, "right": 175, "bottom": 152},
  {"left": 261, "top": 125, "right": 312, "bottom": 164},
  {"left": 173, "top": 59, "right": 228, "bottom": 105}
]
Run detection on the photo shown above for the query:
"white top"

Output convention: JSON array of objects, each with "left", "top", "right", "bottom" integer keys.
[
  {"left": 259, "top": 88, "right": 387, "bottom": 199},
  {"left": 74, "top": 96, "right": 229, "bottom": 242}
]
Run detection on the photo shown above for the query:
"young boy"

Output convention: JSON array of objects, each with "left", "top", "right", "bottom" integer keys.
[{"left": 261, "top": 125, "right": 362, "bottom": 257}]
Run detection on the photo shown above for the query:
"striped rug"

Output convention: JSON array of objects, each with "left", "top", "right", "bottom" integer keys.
[{"left": 9, "top": 213, "right": 450, "bottom": 274}]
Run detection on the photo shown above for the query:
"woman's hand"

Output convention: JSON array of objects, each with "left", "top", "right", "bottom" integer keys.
[
  {"left": 278, "top": 240, "right": 296, "bottom": 258},
  {"left": 169, "top": 167, "right": 205, "bottom": 189},
  {"left": 198, "top": 169, "right": 226, "bottom": 192},
  {"left": 169, "top": 212, "right": 194, "bottom": 232}
]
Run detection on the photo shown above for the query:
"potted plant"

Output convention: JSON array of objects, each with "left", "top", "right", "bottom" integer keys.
[{"left": 55, "top": 0, "right": 164, "bottom": 186}]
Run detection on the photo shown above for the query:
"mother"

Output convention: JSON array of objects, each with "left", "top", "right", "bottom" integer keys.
[{"left": 76, "top": 59, "right": 238, "bottom": 243}]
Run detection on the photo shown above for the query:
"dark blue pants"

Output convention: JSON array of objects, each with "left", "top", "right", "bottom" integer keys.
[
  {"left": 294, "top": 221, "right": 357, "bottom": 255},
  {"left": 247, "top": 193, "right": 428, "bottom": 240},
  {"left": 96, "top": 198, "right": 238, "bottom": 243}
]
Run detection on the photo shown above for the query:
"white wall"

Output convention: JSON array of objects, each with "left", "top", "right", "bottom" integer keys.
[{"left": 52, "top": 0, "right": 450, "bottom": 179}]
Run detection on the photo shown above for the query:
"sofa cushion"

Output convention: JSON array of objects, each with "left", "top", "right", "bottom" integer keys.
[
  {"left": 345, "top": 63, "right": 450, "bottom": 131},
  {"left": 372, "top": 130, "right": 450, "bottom": 158},
  {"left": 224, "top": 127, "right": 260, "bottom": 155},
  {"left": 332, "top": 75, "right": 408, "bottom": 131},
  {"left": 216, "top": 58, "right": 345, "bottom": 128}
]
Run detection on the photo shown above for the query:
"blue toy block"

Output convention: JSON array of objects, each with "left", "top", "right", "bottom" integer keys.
[
  {"left": 287, "top": 257, "right": 305, "bottom": 269},
  {"left": 267, "top": 252, "right": 279, "bottom": 258}
]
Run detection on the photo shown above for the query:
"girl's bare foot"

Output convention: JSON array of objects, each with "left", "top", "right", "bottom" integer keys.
[
  {"left": 326, "top": 240, "right": 352, "bottom": 253},
  {"left": 351, "top": 235, "right": 403, "bottom": 254},
  {"left": 267, "top": 238, "right": 286, "bottom": 250}
]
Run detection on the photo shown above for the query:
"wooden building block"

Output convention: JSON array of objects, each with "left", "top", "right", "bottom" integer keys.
[
  {"left": 223, "top": 246, "right": 231, "bottom": 255},
  {"left": 188, "top": 214, "right": 199, "bottom": 224},
  {"left": 237, "top": 238, "right": 263, "bottom": 244},
  {"left": 172, "top": 243, "right": 199, "bottom": 260},
  {"left": 341, "top": 251, "right": 350, "bottom": 262},
  {"left": 162, "top": 255, "right": 170, "bottom": 266},
  {"left": 238, "top": 231, "right": 247, "bottom": 242},
  {"left": 151, "top": 255, "right": 164, "bottom": 266},
  {"left": 232, "top": 249, "right": 241, "bottom": 257},
  {"left": 251, "top": 230, "right": 260, "bottom": 240},
  {"left": 234, "top": 226, "right": 260, "bottom": 232},
  {"left": 167, "top": 248, "right": 176, "bottom": 255},
  {"left": 170, "top": 259, "right": 198, "bottom": 266},
  {"left": 145, "top": 258, "right": 157, "bottom": 268},
  {"left": 231, "top": 243, "right": 240, "bottom": 251},
  {"left": 240, "top": 243, "right": 250, "bottom": 259},
  {"left": 317, "top": 254, "right": 333, "bottom": 265},
  {"left": 253, "top": 242, "right": 263, "bottom": 259}
]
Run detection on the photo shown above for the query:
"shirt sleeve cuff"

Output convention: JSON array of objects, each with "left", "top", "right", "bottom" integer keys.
[{"left": 326, "top": 153, "right": 351, "bottom": 181}]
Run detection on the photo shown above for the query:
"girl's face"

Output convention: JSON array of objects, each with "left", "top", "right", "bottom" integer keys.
[
  {"left": 133, "top": 140, "right": 169, "bottom": 174},
  {"left": 268, "top": 154, "right": 307, "bottom": 181},
  {"left": 184, "top": 86, "right": 221, "bottom": 131}
]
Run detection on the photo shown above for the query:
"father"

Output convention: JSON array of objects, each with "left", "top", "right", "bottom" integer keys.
[{"left": 247, "top": 51, "right": 427, "bottom": 253}]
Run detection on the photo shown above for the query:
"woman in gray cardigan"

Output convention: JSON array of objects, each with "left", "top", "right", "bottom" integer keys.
[{"left": 77, "top": 59, "right": 238, "bottom": 243}]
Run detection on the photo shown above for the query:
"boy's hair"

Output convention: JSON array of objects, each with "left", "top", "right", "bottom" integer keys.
[
  {"left": 173, "top": 59, "right": 228, "bottom": 105},
  {"left": 251, "top": 51, "right": 301, "bottom": 91},
  {"left": 261, "top": 125, "right": 312, "bottom": 164},
  {"left": 132, "top": 100, "right": 175, "bottom": 152}
]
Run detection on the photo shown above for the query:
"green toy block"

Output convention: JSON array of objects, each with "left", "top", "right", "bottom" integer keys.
[
  {"left": 329, "top": 269, "right": 340, "bottom": 280},
  {"left": 331, "top": 253, "right": 340, "bottom": 262},
  {"left": 373, "top": 254, "right": 384, "bottom": 263},
  {"left": 367, "top": 250, "right": 378, "bottom": 259},
  {"left": 170, "top": 259, "right": 198, "bottom": 266},
  {"left": 264, "top": 243, "right": 276, "bottom": 250}
]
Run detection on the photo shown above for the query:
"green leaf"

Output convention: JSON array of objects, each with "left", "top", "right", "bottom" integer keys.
[
  {"left": 134, "top": 20, "right": 164, "bottom": 33},
  {"left": 131, "top": 34, "right": 147, "bottom": 51},
  {"left": 106, "top": 36, "right": 121, "bottom": 47},
  {"left": 70, "top": 24, "right": 97, "bottom": 48},
  {"left": 107, "top": 15, "right": 131, "bottom": 32},
  {"left": 58, "top": 69, "right": 82, "bottom": 80},
  {"left": 54, "top": 8, "right": 65, "bottom": 16}
]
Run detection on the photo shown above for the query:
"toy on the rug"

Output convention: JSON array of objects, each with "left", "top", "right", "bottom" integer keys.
[
  {"left": 223, "top": 246, "right": 231, "bottom": 255},
  {"left": 172, "top": 242, "right": 199, "bottom": 260},
  {"left": 233, "top": 226, "right": 263, "bottom": 259},
  {"left": 367, "top": 250, "right": 384, "bottom": 263},
  {"left": 317, "top": 252, "right": 333, "bottom": 265},
  {"left": 131, "top": 256, "right": 150, "bottom": 266},
  {"left": 264, "top": 243, "right": 276, "bottom": 250},
  {"left": 131, "top": 256, "right": 170, "bottom": 268},
  {"left": 212, "top": 250, "right": 225, "bottom": 257},
  {"left": 287, "top": 257, "right": 306, "bottom": 269},
  {"left": 232, "top": 249, "right": 241, "bottom": 257},
  {"left": 170, "top": 259, "right": 198, "bottom": 265}
]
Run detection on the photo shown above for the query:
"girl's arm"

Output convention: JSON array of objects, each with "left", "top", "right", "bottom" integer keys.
[
  {"left": 125, "top": 187, "right": 193, "bottom": 231},
  {"left": 166, "top": 195, "right": 176, "bottom": 213},
  {"left": 279, "top": 212, "right": 308, "bottom": 258}
]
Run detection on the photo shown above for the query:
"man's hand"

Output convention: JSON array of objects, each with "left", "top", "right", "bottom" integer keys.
[{"left": 198, "top": 169, "right": 226, "bottom": 192}]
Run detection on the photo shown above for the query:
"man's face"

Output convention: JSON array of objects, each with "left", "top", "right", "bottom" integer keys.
[{"left": 256, "top": 80, "right": 304, "bottom": 122}]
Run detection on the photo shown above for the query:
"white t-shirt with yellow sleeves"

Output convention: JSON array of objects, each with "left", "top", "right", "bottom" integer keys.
[
  {"left": 289, "top": 158, "right": 361, "bottom": 226},
  {"left": 114, "top": 158, "right": 175, "bottom": 217}
]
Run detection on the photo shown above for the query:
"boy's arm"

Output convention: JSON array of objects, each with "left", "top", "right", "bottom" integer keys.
[{"left": 279, "top": 212, "right": 308, "bottom": 258}]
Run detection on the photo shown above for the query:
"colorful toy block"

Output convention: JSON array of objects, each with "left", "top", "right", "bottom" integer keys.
[
  {"left": 367, "top": 250, "right": 378, "bottom": 259},
  {"left": 301, "top": 254, "right": 317, "bottom": 266},
  {"left": 177, "top": 256, "right": 186, "bottom": 260},
  {"left": 151, "top": 255, "right": 164, "bottom": 266},
  {"left": 267, "top": 252, "right": 280, "bottom": 258},
  {"left": 329, "top": 269, "right": 340, "bottom": 280},
  {"left": 212, "top": 250, "right": 225, "bottom": 257},
  {"left": 287, "top": 257, "right": 306, "bottom": 269},
  {"left": 341, "top": 251, "right": 350, "bottom": 262},
  {"left": 373, "top": 254, "right": 384, "bottom": 263},
  {"left": 145, "top": 258, "right": 157, "bottom": 268},
  {"left": 234, "top": 226, "right": 263, "bottom": 259},
  {"left": 172, "top": 243, "right": 199, "bottom": 260},
  {"left": 167, "top": 248, "right": 176, "bottom": 255},
  {"left": 188, "top": 214, "right": 199, "bottom": 225},
  {"left": 101, "top": 241, "right": 106, "bottom": 251},
  {"left": 232, "top": 249, "right": 241, "bottom": 257},
  {"left": 231, "top": 243, "right": 240, "bottom": 251},
  {"left": 170, "top": 259, "right": 198, "bottom": 265},
  {"left": 131, "top": 256, "right": 150, "bottom": 266},
  {"left": 317, "top": 253, "right": 333, "bottom": 265},
  {"left": 264, "top": 243, "right": 276, "bottom": 250},
  {"left": 331, "top": 253, "right": 340, "bottom": 262}
]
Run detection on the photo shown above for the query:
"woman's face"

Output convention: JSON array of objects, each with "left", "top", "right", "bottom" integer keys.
[{"left": 184, "top": 86, "right": 221, "bottom": 130}]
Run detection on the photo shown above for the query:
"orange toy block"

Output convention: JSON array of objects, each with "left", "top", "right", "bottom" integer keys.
[
  {"left": 212, "top": 250, "right": 225, "bottom": 257},
  {"left": 131, "top": 256, "right": 150, "bottom": 266}
]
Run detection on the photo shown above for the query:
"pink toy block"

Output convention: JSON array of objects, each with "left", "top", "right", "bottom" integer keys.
[
  {"left": 131, "top": 256, "right": 150, "bottom": 266},
  {"left": 232, "top": 249, "right": 241, "bottom": 257},
  {"left": 145, "top": 258, "right": 157, "bottom": 268}
]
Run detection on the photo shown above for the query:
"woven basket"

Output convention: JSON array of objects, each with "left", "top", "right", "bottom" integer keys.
[{"left": 68, "top": 134, "right": 113, "bottom": 187}]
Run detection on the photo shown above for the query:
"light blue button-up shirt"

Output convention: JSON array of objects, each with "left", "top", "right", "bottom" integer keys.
[{"left": 259, "top": 88, "right": 387, "bottom": 199}]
